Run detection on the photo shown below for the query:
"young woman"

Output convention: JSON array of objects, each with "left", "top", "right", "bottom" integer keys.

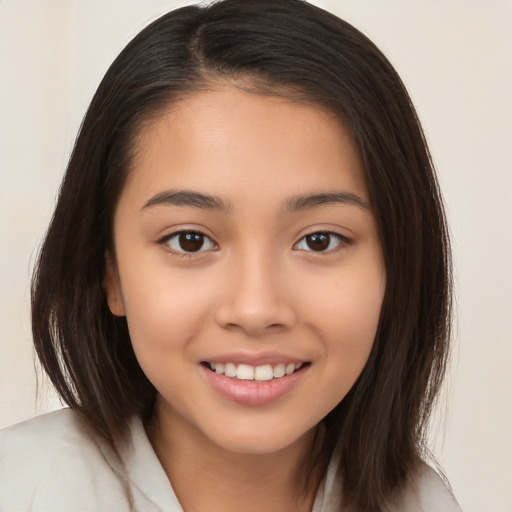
[{"left": 0, "top": 1, "right": 461, "bottom": 510}]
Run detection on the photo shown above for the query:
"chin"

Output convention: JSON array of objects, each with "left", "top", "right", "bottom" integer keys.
[{"left": 204, "top": 419, "right": 316, "bottom": 456}]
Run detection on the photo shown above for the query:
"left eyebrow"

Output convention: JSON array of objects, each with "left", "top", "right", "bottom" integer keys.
[
  {"left": 141, "top": 189, "right": 232, "bottom": 212},
  {"left": 283, "top": 192, "right": 369, "bottom": 213}
]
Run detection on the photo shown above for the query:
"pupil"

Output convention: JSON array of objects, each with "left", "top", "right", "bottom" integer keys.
[
  {"left": 306, "top": 233, "right": 330, "bottom": 251},
  {"left": 179, "top": 232, "right": 203, "bottom": 252}
]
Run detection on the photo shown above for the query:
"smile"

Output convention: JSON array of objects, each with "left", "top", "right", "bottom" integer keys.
[
  {"left": 200, "top": 360, "right": 310, "bottom": 406},
  {"left": 205, "top": 362, "right": 304, "bottom": 381}
]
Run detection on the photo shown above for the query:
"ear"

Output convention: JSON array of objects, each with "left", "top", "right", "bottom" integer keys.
[{"left": 103, "top": 251, "right": 126, "bottom": 316}]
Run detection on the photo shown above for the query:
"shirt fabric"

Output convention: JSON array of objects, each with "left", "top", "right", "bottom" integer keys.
[{"left": 0, "top": 408, "right": 462, "bottom": 511}]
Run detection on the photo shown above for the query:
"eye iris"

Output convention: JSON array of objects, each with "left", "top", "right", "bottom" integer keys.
[
  {"left": 306, "top": 233, "right": 330, "bottom": 251},
  {"left": 179, "top": 232, "right": 204, "bottom": 252}
]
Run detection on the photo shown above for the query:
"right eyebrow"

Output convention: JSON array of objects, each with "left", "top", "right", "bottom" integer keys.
[
  {"left": 141, "top": 189, "right": 232, "bottom": 212},
  {"left": 284, "top": 191, "right": 369, "bottom": 213}
]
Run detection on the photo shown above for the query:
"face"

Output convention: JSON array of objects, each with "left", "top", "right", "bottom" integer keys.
[{"left": 104, "top": 85, "right": 385, "bottom": 456}]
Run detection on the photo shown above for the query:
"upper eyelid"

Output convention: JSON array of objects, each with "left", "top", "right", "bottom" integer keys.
[
  {"left": 293, "top": 231, "right": 351, "bottom": 252},
  {"left": 157, "top": 229, "right": 218, "bottom": 256},
  {"left": 158, "top": 228, "right": 216, "bottom": 243},
  {"left": 295, "top": 230, "right": 350, "bottom": 243},
  {"left": 293, "top": 221, "right": 353, "bottom": 238}
]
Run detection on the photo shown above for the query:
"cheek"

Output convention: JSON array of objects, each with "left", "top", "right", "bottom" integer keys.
[
  {"left": 120, "top": 275, "right": 210, "bottom": 403},
  {"left": 320, "top": 287, "right": 381, "bottom": 372},
  {"left": 305, "top": 290, "right": 382, "bottom": 418},
  {"left": 298, "top": 256, "right": 384, "bottom": 399},
  {"left": 305, "top": 259, "right": 384, "bottom": 347},
  {"left": 119, "top": 269, "right": 214, "bottom": 354}
]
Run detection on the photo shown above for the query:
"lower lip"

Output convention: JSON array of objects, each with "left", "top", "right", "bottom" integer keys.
[{"left": 200, "top": 364, "right": 309, "bottom": 406}]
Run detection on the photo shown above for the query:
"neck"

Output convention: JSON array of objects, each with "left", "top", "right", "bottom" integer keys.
[{"left": 146, "top": 401, "right": 321, "bottom": 512}]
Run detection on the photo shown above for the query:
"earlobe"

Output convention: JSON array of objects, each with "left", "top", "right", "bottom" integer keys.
[{"left": 103, "top": 252, "right": 126, "bottom": 317}]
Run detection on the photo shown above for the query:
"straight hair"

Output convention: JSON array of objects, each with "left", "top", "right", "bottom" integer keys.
[{"left": 32, "top": 1, "right": 452, "bottom": 510}]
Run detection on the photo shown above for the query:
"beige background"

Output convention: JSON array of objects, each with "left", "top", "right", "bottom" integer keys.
[{"left": 1, "top": 1, "right": 511, "bottom": 510}]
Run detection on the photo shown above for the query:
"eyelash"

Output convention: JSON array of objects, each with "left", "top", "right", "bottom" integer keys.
[
  {"left": 293, "top": 232, "right": 350, "bottom": 254},
  {"left": 157, "top": 230, "right": 350, "bottom": 258},
  {"left": 158, "top": 230, "right": 218, "bottom": 258}
]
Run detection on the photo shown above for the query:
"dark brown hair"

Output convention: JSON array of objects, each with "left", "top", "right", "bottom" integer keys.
[{"left": 31, "top": 1, "right": 452, "bottom": 510}]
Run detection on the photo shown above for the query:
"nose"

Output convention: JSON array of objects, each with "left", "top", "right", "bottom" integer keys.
[{"left": 214, "top": 250, "right": 298, "bottom": 336}]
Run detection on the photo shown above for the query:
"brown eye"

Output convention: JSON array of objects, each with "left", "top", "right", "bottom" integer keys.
[
  {"left": 295, "top": 232, "right": 346, "bottom": 253},
  {"left": 306, "top": 233, "right": 330, "bottom": 251},
  {"left": 179, "top": 232, "right": 204, "bottom": 252},
  {"left": 166, "top": 231, "right": 216, "bottom": 254}
]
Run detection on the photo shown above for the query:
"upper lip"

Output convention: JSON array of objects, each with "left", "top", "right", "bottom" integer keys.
[{"left": 201, "top": 351, "right": 309, "bottom": 367}]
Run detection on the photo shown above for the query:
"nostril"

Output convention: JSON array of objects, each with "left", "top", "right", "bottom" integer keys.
[{"left": 214, "top": 294, "right": 298, "bottom": 335}]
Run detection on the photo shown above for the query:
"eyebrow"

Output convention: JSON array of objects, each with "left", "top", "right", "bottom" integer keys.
[
  {"left": 142, "top": 190, "right": 232, "bottom": 212},
  {"left": 284, "top": 192, "right": 369, "bottom": 212},
  {"left": 141, "top": 189, "right": 369, "bottom": 213}
]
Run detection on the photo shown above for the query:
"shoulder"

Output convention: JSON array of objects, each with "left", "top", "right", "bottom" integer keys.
[
  {"left": 0, "top": 408, "right": 131, "bottom": 511},
  {"left": 318, "top": 455, "right": 462, "bottom": 512},
  {"left": 2, "top": 407, "right": 93, "bottom": 451},
  {"left": 0, "top": 408, "right": 107, "bottom": 474},
  {"left": 397, "top": 463, "right": 462, "bottom": 512}
]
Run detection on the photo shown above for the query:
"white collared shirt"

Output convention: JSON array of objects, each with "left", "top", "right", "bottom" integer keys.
[{"left": 0, "top": 408, "right": 462, "bottom": 511}]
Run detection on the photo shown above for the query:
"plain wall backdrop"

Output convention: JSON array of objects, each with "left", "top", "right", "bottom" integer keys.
[{"left": 1, "top": 1, "right": 511, "bottom": 510}]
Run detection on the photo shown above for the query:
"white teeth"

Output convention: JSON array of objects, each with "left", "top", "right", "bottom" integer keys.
[
  {"left": 273, "top": 363, "right": 286, "bottom": 378},
  {"left": 254, "top": 364, "right": 273, "bottom": 381},
  {"left": 224, "top": 363, "right": 237, "bottom": 378},
  {"left": 207, "top": 361, "right": 305, "bottom": 381},
  {"left": 236, "top": 364, "right": 254, "bottom": 380}
]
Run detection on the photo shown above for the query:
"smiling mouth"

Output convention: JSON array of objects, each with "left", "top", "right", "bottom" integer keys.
[{"left": 201, "top": 361, "right": 310, "bottom": 382}]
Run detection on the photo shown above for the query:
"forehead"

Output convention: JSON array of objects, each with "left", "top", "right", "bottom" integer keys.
[{"left": 122, "top": 85, "right": 368, "bottom": 209}]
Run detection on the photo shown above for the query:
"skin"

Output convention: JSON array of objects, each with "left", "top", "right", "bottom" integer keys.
[{"left": 104, "top": 84, "right": 385, "bottom": 512}]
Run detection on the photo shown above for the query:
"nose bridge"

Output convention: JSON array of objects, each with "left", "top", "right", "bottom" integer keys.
[{"left": 215, "top": 245, "right": 296, "bottom": 335}]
